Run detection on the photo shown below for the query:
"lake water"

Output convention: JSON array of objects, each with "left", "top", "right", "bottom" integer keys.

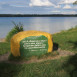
[{"left": 0, "top": 17, "right": 77, "bottom": 38}]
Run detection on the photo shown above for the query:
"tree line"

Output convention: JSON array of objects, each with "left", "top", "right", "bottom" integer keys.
[{"left": 0, "top": 14, "right": 77, "bottom": 17}]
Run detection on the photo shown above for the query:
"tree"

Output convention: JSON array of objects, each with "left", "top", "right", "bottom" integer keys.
[{"left": 73, "top": 1, "right": 77, "bottom": 5}]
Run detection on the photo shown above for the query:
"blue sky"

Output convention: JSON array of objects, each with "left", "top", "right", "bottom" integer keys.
[{"left": 0, "top": 0, "right": 77, "bottom": 14}]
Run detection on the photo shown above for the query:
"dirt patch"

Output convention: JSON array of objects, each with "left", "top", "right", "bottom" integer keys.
[
  {"left": 23, "top": 49, "right": 75, "bottom": 64},
  {"left": 58, "top": 48, "right": 75, "bottom": 56},
  {"left": 0, "top": 52, "right": 10, "bottom": 62},
  {"left": 0, "top": 38, "right": 5, "bottom": 42},
  {"left": 0, "top": 49, "right": 75, "bottom": 64}
]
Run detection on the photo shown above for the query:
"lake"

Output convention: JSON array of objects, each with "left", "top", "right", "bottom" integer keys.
[{"left": 0, "top": 17, "right": 77, "bottom": 38}]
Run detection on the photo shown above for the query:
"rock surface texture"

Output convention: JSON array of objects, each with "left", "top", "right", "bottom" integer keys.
[{"left": 11, "top": 30, "right": 53, "bottom": 57}]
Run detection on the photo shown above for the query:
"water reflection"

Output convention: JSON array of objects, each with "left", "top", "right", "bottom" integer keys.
[
  {"left": 0, "top": 17, "right": 77, "bottom": 38},
  {"left": 24, "top": 17, "right": 77, "bottom": 33}
]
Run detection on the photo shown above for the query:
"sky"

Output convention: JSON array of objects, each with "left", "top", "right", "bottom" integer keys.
[{"left": 0, "top": 0, "right": 77, "bottom": 14}]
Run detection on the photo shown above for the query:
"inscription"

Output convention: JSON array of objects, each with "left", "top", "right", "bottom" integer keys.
[
  {"left": 20, "top": 35, "right": 48, "bottom": 56},
  {"left": 22, "top": 40, "right": 47, "bottom": 51}
]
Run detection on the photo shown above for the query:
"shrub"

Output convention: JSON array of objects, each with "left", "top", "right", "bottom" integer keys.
[{"left": 6, "top": 22, "right": 24, "bottom": 42}]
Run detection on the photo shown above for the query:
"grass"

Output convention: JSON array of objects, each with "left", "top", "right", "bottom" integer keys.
[
  {"left": 0, "top": 42, "right": 10, "bottom": 55},
  {"left": 8, "top": 51, "right": 59, "bottom": 61},
  {"left": 6, "top": 22, "right": 24, "bottom": 42},
  {"left": 0, "top": 56, "right": 77, "bottom": 77},
  {"left": 0, "top": 27, "right": 77, "bottom": 77},
  {"left": 53, "top": 27, "right": 77, "bottom": 52}
]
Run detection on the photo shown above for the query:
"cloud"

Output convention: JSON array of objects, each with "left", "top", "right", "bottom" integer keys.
[
  {"left": 0, "top": 7, "right": 2, "bottom": 9},
  {"left": 0, "top": 0, "right": 29, "bottom": 8},
  {"left": 29, "top": 0, "right": 55, "bottom": 6},
  {"left": 51, "top": 10, "right": 60, "bottom": 13},
  {"left": 16, "top": 12, "right": 23, "bottom": 14},
  {"left": 54, "top": 5, "right": 61, "bottom": 8},
  {"left": 59, "top": 0, "right": 77, "bottom": 4},
  {"left": 63, "top": 4, "right": 71, "bottom": 9},
  {"left": 73, "top": 6, "right": 77, "bottom": 9},
  {"left": 61, "top": 11, "right": 76, "bottom": 14},
  {"left": 10, "top": 5, "right": 27, "bottom": 7},
  {"left": 0, "top": 0, "right": 77, "bottom": 14}
]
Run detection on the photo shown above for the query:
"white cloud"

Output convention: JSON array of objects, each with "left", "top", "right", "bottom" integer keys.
[
  {"left": 63, "top": 4, "right": 71, "bottom": 9},
  {"left": 51, "top": 10, "right": 60, "bottom": 13},
  {"left": 16, "top": 12, "right": 23, "bottom": 14},
  {"left": 29, "top": 0, "right": 55, "bottom": 6},
  {"left": 44, "top": 7, "right": 51, "bottom": 9},
  {"left": 59, "top": 0, "right": 76, "bottom": 4},
  {"left": 61, "top": 11, "right": 76, "bottom": 14},
  {"left": 54, "top": 5, "right": 61, "bottom": 8}
]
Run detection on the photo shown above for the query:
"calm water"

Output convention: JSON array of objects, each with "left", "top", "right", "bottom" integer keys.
[{"left": 0, "top": 17, "right": 77, "bottom": 38}]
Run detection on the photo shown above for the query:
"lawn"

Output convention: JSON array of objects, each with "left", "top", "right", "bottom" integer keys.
[
  {"left": 53, "top": 27, "right": 77, "bottom": 52},
  {"left": 0, "top": 55, "right": 77, "bottom": 77},
  {"left": 0, "top": 27, "right": 77, "bottom": 77},
  {"left": 0, "top": 42, "right": 10, "bottom": 55}
]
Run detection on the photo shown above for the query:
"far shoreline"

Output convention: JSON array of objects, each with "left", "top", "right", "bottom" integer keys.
[{"left": 0, "top": 14, "right": 77, "bottom": 17}]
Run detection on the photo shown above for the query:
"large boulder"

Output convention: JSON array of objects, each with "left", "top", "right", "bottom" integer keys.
[{"left": 11, "top": 30, "right": 53, "bottom": 57}]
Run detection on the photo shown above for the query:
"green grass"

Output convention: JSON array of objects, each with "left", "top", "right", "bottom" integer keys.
[
  {"left": 8, "top": 51, "right": 59, "bottom": 61},
  {"left": 53, "top": 27, "right": 77, "bottom": 52},
  {"left": 0, "top": 42, "right": 10, "bottom": 55},
  {"left": 1, "top": 55, "right": 77, "bottom": 77},
  {"left": 6, "top": 22, "right": 24, "bottom": 42},
  {"left": 0, "top": 27, "right": 77, "bottom": 77}
]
